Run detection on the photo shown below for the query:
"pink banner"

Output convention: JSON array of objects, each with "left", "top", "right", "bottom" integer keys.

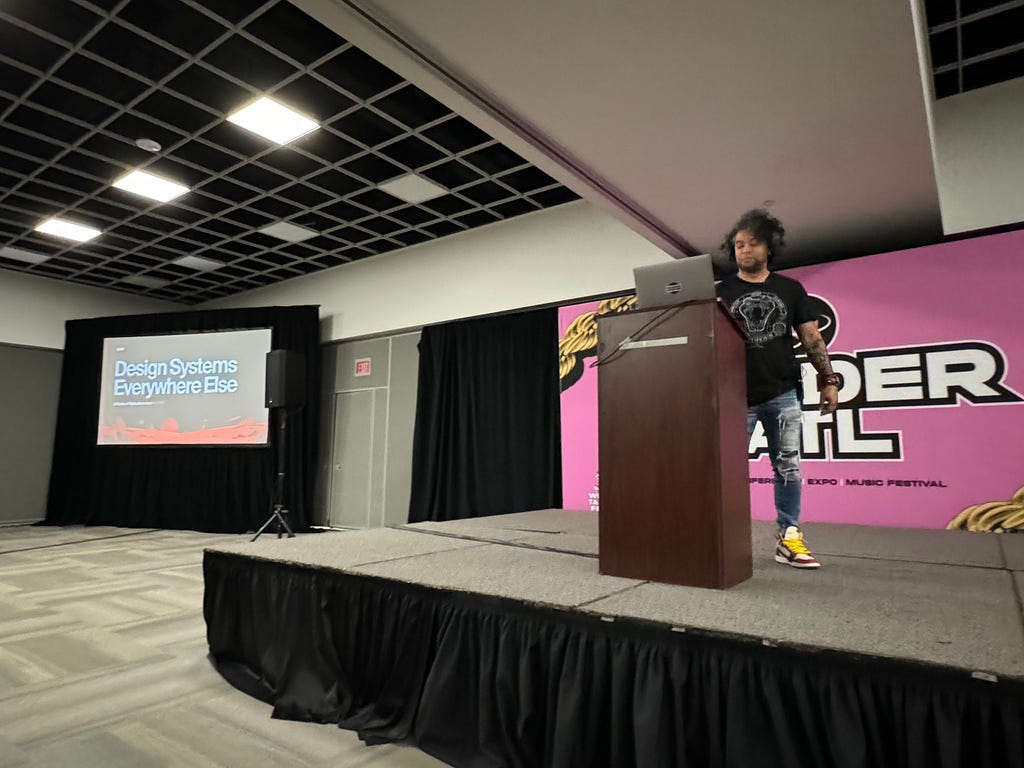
[
  {"left": 558, "top": 300, "right": 603, "bottom": 511},
  {"left": 559, "top": 230, "right": 1024, "bottom": 528}
]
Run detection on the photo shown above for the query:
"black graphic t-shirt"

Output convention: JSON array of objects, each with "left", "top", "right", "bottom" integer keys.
[{"left": 716, "top": 273, "right": 817, "bottom": 405}]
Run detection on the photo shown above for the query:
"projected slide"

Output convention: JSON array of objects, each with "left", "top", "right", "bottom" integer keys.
[{"left": 97, "top": 328, "right": 273, "bottom": 446}]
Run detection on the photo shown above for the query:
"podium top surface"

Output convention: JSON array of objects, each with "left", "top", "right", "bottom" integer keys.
[{"left": 596, "top": 298, "right": 746, "bottom": 339}]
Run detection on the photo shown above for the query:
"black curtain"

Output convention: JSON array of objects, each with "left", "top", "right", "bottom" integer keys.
[
  {"left": 44, "top": 305, "right": 319, "bottom": 533},
  {"left": 407, "top": 308, "right": 561, "bottom": 522},
  {"left": 204, "top": 551, "right": 1024, "bottom": 768}
]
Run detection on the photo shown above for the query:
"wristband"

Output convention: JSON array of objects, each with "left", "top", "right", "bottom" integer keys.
[{"left": 817, "top": 372, "right": 844, "bottom": 391}]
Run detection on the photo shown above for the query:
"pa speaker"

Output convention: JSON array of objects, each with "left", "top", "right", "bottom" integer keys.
[{"left": 265, "top": 349, "right": 305, "bottom": 408}]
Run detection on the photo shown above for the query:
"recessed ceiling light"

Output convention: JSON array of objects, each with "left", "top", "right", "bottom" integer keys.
[
  {"left": 122, "top": 274, "right": 170, "bottom": 289},
  {"left": 171, "top": 255, "right": 224, "bottom": 272},
  {"left": 257, "top": 221, "right": 318, "bottom": 243},
  {"left": 0, "top": 245, "right": 50, "bottom": 264},
  {"left": 34, "top": 217, "right": 101, "bottom": 242},
  {"left": 135, "top": 138, "right": 162, "bottom": 152},
  {"left": 227, "top": 97, "right": 319, "bottom": 144},
  {"left": 378, "top": 173, "right": 449, "bottom": 204},
  {"left": 113, "top": 170, "right": 189, "bottom": 202}
]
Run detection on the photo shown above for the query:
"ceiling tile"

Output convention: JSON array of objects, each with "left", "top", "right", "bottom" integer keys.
[
  {"left": 421, "top": 116, "right": 491, "bottom": 153},
  {"left": 84, "top": 22, "right": 186, "bottom": 82},
  {"left": 171, "top": 140, "right": 239, "bottom": 174},
  {"left": 0, "top": 59, "right": 43, "bottom": 96},
  {"left": 388, "top": 205, "right": 440, "bottom": 226},
  {"left": 293, "top": 129, "right": 360, "bottom": 163},
  {"left": 350, "top": 189, "right": 403, "bottom": 213},
  {"left": 373, "top": 85, "right": 452, "bottom": 128},
  {"left": 316, "top": 47, "right": 403, "bottom": 100},
  {"left": 198, "top": 122, "right": 267, "bottom": 160},
  {"left": 463, "top": 145, "right": 527, "bottom": 175},
  {"left": 277, "top": 184, "right": 331, "bottom": 207},
  {"left": 493, "top": 198, "right": 539, "bottom": 219},
  {"left": 118, "top": 0, "right": 227, "bottom": 55},
  {"left": 0, "top": 16, "right": 69, "bottom": 70},
  {"left": 167, "top": 64, "right": 251, "bottom": 114},
  {"left": 2, "top": 0, "right": 102, "bottom": 46},
  {"left": 36, "top": 167, "right": 104, "bottom": 196},
  {"left": 391, "top": 228, "right": 432, "bottom": 246},
  {"left": 530, "top": 187, "right": 581, "bottom": 207},
  {"left": 924, "top": 0, "right": 956, "bottom": 27},
  {"left": 2, "top": 130, "right": 65, "bottom": 163},
  {"left": 28, "top": 81, "right": 117, "bottom": 125},
  {"left": 344, "top": 154, "right": 403, "bottom": 184},
  {"left": 135, "top": 91, "right": 217, "bottom": 135},
  {"left": 226, "top": 163, "right": 289, "bottom": 191},
  {"left": 422, "top": 194, "right": 474, "bottom": 217},
  {"left": 55, "top": 54, "right": 151, "bottom": 104},
  {"left": 259, "top": 147, "right": 327, "bottom": 178},
  {"left": 205, "top": 36, "right": 297, "bottom": 91},
  {"left": 7, "top": 104, "right": 90, "bottom": 145},
  {"left": 422, "top": 220, "right": 465, "bottom": 237},
  {"left": 962, "top": 48, "right": 1024, "bottom": 91},
  {"left": 245, "top": 4, "right": 345, "bottom": 65},
  {"left": 320, "top": 200, "right": 374, "bottom": 224},
  {"left": 272, "top": 75, "right": 355, "bottom": 123},
  {"left": 378, "top": 135, "right": 444, "bottom": 170},
  {"left": 331, "top": 108, "right": 403, "bottom": 147},
  {"left": 459, "top": 180, "right": 514, "bottom": 206},
  {"left": 454, "top": 209, "right": 501, "bottom": 229},
  {"left": 307, "top": 168, "right": 365, "bottom": 197}
]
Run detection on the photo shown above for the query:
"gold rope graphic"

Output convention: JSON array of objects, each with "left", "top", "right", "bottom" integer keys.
[
  {"left": 947, "top": 485, "right": 1024, "bottom": 532},
  {"left": 559, "top": 296, "right": 636, "bottom": 380}
]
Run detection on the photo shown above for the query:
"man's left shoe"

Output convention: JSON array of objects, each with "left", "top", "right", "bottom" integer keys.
[{"left": 775, "top": 526, "right": 821, "bottom": 569}]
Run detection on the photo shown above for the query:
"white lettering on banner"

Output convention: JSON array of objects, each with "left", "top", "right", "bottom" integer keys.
[
  {"left": 749, "top": 340, "right": 1022, "bottom": 461},
  {"left": 863, "top": 353, "right": 924, "bottom": 401}
]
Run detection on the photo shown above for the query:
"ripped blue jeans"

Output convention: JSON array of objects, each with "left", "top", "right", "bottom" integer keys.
[{"left": 746, "top": 388, "right": 802, "bottom": 533}]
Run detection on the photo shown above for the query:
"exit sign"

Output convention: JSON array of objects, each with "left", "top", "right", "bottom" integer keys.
[{"left": 354, "top": 358, "right": 372, "bottom": 377}]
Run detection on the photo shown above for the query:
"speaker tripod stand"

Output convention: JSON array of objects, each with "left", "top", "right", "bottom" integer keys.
[{"left": 252, "top": 407, "right": 295, "bottom": 541}]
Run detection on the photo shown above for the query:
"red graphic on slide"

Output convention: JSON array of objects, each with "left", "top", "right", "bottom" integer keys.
[{"left": 98, "top": 417, "right": 268, "bottom": 445}]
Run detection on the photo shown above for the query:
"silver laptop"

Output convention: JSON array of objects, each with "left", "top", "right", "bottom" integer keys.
[{"left": 633, "top": 253, "right": 715, "bottom": 309}]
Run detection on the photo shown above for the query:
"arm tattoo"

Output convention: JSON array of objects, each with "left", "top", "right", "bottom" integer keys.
[{"left": 804, "top": 337, "right": 833, "bottom": 374}]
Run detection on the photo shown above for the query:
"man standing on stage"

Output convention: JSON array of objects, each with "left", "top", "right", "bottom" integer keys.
[{"left": 715, "top": 209, "right": 842, "bottom": 569}]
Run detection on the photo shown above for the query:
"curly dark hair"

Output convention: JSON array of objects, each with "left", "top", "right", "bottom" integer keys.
[{"left": 721, "top": 208, "right": 786, "bottom": 264}]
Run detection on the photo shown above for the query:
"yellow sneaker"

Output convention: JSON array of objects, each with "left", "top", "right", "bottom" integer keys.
[{"left": 775, "top": 526, "right": 821, "bottom": 569}]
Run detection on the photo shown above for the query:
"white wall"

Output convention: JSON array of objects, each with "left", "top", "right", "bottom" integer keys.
[
  {"left": 933, "top": 77, "right": 1024, "bottom": 235},
  {"left": 0, "top": 270, "right": 179, "bottom": 349},
  {"left": 203, "top": 201, "right": 672, "bottom": 341}
]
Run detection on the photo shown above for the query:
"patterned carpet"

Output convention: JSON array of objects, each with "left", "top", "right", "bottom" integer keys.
[{"left": 0, "top": 525, "right": 447, "bottom": 768}]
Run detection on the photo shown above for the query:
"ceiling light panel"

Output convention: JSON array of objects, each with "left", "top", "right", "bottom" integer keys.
[
  {"left": 172, "top": 255, "right": 224, "bottom": 271},
  {"left": 378, "top": 173, "right": 449, "bottom": 204},
  {"left": 34, "top": 218, "right": 101, "bottom": 242},
  {"left": 113, "top": 170, "right": 190, "bottom": 202},
  {"left": 0, "top": 246, "right": 50, "bottom": 264},
  {"left": 121, "top": 274, "right": 171, "bottom": 289},
  {"left": 227, "top": 97, "right": 319, "bottom": 144},
  {"left": 258, "top": 221, "right": 319, "bottom": 242}
]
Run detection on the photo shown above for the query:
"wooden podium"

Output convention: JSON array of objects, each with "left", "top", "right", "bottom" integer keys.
[{"left": 596, "top": 299, "right": 752, "bottom": 589}]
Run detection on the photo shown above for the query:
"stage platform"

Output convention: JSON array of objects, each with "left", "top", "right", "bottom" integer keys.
[{"left": 203, "top": 511, "right": 1024, "bottom": 768}]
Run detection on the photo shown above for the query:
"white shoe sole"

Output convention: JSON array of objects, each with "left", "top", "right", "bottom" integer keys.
[{"left": 774, "top": 553, "right": 821, "bottom": 569}]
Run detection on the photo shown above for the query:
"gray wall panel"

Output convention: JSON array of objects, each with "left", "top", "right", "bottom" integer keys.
[
  {"left": 319, "top": 330, "right": 420, "bottom": 528},
  {"left": 384, "top": 333, "right": 420, "bottom": 526},
  {"left": 329, "top": 390, "right": 375, "bottom": 528},
  {"left": 371, "top": 386, "right": 388, "bottom": 525},
  {"left": 0, "top": 344, "right": 62, "bottom": 524},
  {"left": 312, "top": 344, "right": 339, "bottom": 526},
  {"left": 334, "top": 338, "right": 390, "bottom": 390}
]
